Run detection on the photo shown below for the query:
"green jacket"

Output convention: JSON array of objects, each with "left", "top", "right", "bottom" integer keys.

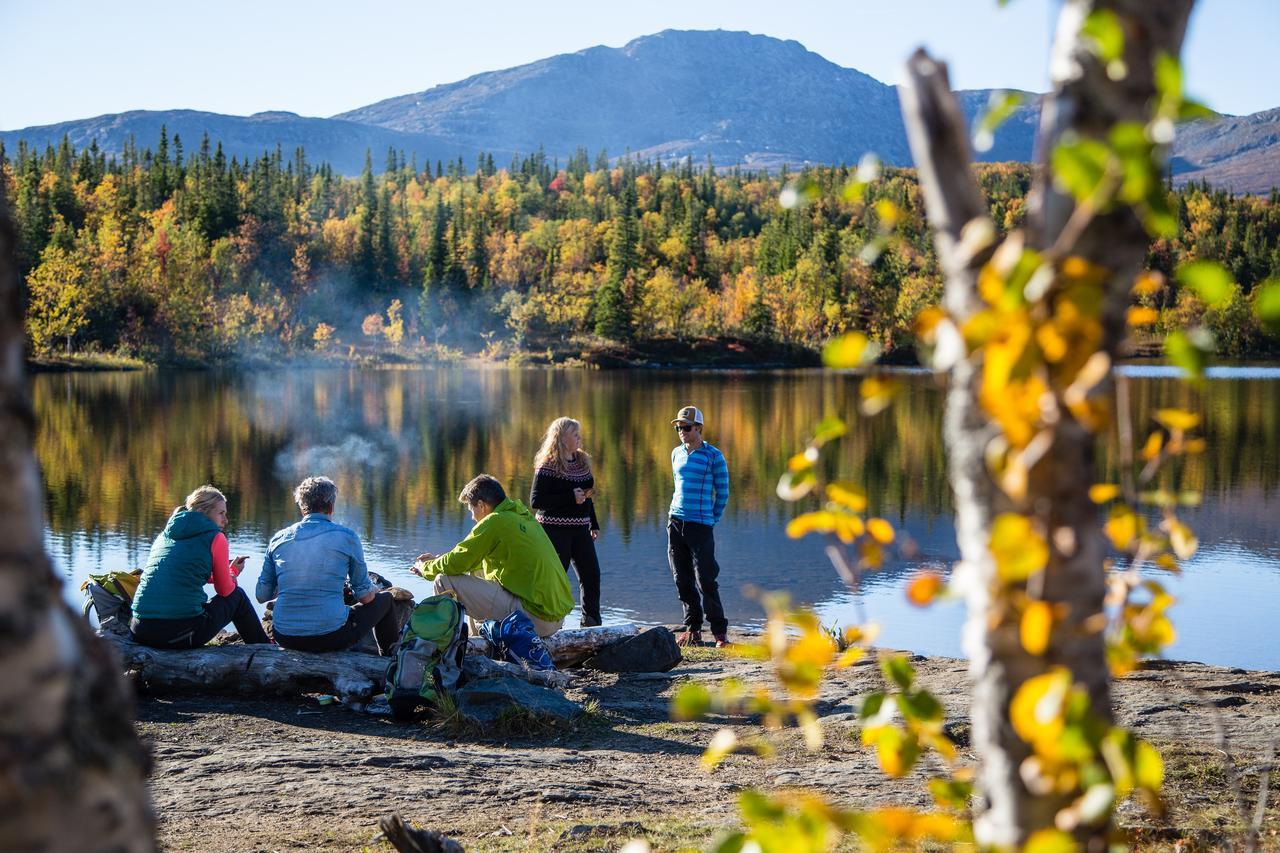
[
  {"left": 132, "top": 509, "right": 218, "bottom": 620},
  {"left": 423, "top": 497, "right": 573, "bottom": 622}
]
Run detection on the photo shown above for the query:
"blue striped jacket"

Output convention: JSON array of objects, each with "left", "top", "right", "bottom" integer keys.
[{"left": 670, "top": 442, "right": 730, "bottom": 526}]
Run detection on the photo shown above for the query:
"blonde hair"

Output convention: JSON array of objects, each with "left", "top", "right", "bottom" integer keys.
[
  {"left": 534, "top": 417, "right": 591, "bottom": 475},
  {"left": 184, "top": 485, "right": 227, "bottom": 515}
]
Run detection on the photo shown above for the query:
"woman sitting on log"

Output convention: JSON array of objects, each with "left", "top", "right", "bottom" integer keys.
[
  {"left": 130, "top": 485, "right": 271, "bottom": 649},
  {"left": 256, "top": 476, "right": 400, "bottom": 655}
]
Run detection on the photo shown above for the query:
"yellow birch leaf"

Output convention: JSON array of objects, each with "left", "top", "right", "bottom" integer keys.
[
  {"left": 1167, "top": 521, "right": 1198, "bottom": 560},
  {"left": 914, "top": 306, "right": 946, "bottom": 339},
  {"left": 834, "top": 646, "right": 867, "bottom": 668},
  {"left": 906, "top": 572, "right": 944, "bottom": 607},
  {"left": 1104, "top": 505, "right": 1142, "bottom": 551},
  {"left": 1132, "top": 271, "right": 1165, "bottom": 297},
  {"left": 867, "top": 517, "right": 896, "bottom": 544},
  {"left": 990, "top": 513, "right": 1049, "bottom": 582},
  {"left": 826, "top": 480, "right": 868, "bottom": 512},
  {"left": 1021, "top": 600, "right": 1054, "bottom": 656},
  {"left": 1154, "top": 408, "right": 1201, "bottom": 432},
  {"left": 1153, "top": 553, "right": 1181, "bottom": 572},
  {"left": 1134, "top": 740, "right": 1165, "bottom": 792},
  {"left": 701, "top": 727, "right": 738, "bottom": 770},
  {"left": 786, "top": 511, "right": 836, "bottom": 539},
  {"left": 834, "top": 512, "right": 865, "bottom": 544},
  {"left": 1140, "top": 431, "right": 1164, "bottom": 461},
  {"left": 1089, "top": 484, "right": 1120, "bottom": 503},
  {"left": 1126, "top": 306, "right": 1160, "bottom": 326}
]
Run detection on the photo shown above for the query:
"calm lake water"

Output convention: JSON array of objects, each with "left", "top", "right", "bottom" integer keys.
[{"left": 34, "top": 365, "right": 1280, "bottom": 670}]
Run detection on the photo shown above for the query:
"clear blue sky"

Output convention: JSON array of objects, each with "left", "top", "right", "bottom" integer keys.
[{"left": 1, "top": 0, "right": 1275, "bottom": 130}]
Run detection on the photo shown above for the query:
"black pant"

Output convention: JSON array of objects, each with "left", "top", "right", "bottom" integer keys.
[
  {"left": 272, "top": 591, "right": 399, "bottom": 655},
  {"left": 543, "top": 524, "right": 602, "bottom": 626},
  {"left": 667, "top": 516, "right": 727, "bottom": 635},
  {"left": 131, "top": 587, "right": 271, "bottom": 648}
]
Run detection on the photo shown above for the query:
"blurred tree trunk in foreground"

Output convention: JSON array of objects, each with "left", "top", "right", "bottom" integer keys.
[
  {"left": 0, "top": 186, "right": 154, "bottom": 847},
  {"left": 901, "top": 0, "right": 1194, "bottom": 846}
]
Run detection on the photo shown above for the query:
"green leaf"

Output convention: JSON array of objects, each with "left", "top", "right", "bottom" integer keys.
[
  {"left": 710, "top": 831, "right": 748, "bottom": 853},
  {"left": 973, "top": 90, "right": 1025, "bottom": 153},
  {"left": 823, "top": 331, "right": 878, "bottom": 368},
  {"left": 1051, "top": 138, "right": 1112, "bottom": 203},
  {"left": 1177, "top": 260, "right": 1234, "bottom": 308},
  {"left": 1164, "top": 328, "right": 1211, "bottom": 383},
  {"left": 896, "top": 689, "right": 944, "bottom": 722},
  {"left": 1255, "top": 279, "right": 1280, "bottom": 336},
  {"left": 671, "top": 682, "right": 712, "bottom": 720},
  {"left": 1154, "top": 53, "right": 1183, "bottom": 105},
  {"left": 1082, "top": 9, "right": 1125, "bottom": 63},
  {"left": 859, "top": 691, "right": 886, "bottom": 720},
  {"left": 880, "top": 654, "right": 915, "bottom": 690},
  {"left": 927, "top": 777, "right": 974, "bottom": 810},
  {"left": 812, "top": 415, "right": 848, "bottom": 446}
]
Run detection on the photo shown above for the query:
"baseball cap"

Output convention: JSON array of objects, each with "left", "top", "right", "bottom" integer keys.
[{"left": 671, "top": 405, "right": 704, "bottom": 425}]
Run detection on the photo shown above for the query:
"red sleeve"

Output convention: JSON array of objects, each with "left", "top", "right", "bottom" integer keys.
[{"left": 210, "top": 533, "right": 236, "bottom": 597}]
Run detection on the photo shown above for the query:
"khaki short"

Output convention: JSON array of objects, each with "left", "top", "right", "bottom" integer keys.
[{"left": 432, "top": 573, "right": 563, "bottom": 638}]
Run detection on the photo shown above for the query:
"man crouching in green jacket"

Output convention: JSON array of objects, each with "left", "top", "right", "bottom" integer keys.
[{"left": 413, "top": 474, "right": 573, "bottom": 637}]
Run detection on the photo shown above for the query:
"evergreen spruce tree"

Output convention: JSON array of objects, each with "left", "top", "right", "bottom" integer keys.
[{"left": 594, "top": 184, "right": 638, "bottom": 340}]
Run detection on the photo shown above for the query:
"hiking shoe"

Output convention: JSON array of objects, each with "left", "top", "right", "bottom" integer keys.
[
  {"left": 713, "top": 633, "right": 730, "bottom": 649},
  {"left": 676, "top": 630, "right": 702, "bottom": 647}
]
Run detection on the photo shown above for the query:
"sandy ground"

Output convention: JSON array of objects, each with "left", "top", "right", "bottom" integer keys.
[{"left": 135, "top": 641, "right": 1280, "bottom": 852}]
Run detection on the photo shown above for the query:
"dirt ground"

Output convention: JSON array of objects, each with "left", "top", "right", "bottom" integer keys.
[{"left": 135, "top": 640, "right": 1280, "bottom": 852}]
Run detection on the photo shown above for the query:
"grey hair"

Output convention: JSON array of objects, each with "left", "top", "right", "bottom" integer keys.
[
  {"left": 185, "top": 485, "right": 227, "bottom": 515},
  {"left": 294, "top": 476, "right": 337, "bottom": 514},
  {"left": 458, "top": 474, "right": 506, "bottom": 509}
]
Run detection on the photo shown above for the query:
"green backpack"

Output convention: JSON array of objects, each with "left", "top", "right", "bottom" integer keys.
[{"left": 385, "top": 595, "right": 469, "bottom": 721}]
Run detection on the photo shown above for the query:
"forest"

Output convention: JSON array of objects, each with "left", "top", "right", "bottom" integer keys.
[{"left": 5, "top": 129, "right": 1279, "bottom": 363}]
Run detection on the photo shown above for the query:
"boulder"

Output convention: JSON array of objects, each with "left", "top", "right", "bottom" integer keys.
[
  {"left": 581, "top": 626, "right": 682, "bottom": 673},
  {"left": 454, "top": 675, "right": 582, "bottom": 726}
]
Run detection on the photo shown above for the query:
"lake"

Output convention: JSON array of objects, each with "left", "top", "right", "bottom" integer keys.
[{"left": 34, "top": 365, "right": 1280, "bottom": 670}]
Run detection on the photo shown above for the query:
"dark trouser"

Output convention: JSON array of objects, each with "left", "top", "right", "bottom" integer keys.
[
  {"left": 667, "top": 516, "right": 727, "bottom": 636},
  {"left": 543, "top": 523, "right": 602, "bottom": 627},
  {"left": 272, "top": 591, "right": 399, "bottom": 655},
  {"left": 131, "top": 587, "right": 271, "bottom": 648}
]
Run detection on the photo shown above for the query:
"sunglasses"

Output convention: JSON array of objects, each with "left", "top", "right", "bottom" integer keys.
[{"left": 675, "top": 423, "right": 697, "bottom": 432}]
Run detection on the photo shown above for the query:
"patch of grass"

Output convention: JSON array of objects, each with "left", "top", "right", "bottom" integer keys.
[
  {"left": 679, "top": 645, "right": 727, "bottom": 664},
  {"left": 1128, "top": 741, "right": 1280, "bottom": 849}
]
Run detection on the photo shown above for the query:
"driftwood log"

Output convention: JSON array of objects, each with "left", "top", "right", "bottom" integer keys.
[{"left": 100, "top": 622, "right": 640, "bottom": 699}]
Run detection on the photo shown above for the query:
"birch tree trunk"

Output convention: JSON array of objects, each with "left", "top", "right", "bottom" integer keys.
[
  {"left": 899, "top": 0, "right": 1193, "bottom": 846},
  {"left": 0, "top": 194, "right": 154, "bottom": 848}
]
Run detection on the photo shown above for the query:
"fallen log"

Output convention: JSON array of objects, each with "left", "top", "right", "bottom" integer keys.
[
  {"left": 99, "top": 622, "right": 640, "bottom": 699},
  {"left": 467, "top": 623, "right": 642, "bottom": 667},
  {"left": 461, "top": 654, "right": 574, "bottom": 690}
]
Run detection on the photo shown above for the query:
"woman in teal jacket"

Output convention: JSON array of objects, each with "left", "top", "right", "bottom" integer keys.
[{"left": 130, "top": 485, "right": 270, "bottom": 648}]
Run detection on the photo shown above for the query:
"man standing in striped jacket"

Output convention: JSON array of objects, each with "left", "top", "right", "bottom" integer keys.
[{"left": 667, "top": 405, "right": 730, "bottom": 648}]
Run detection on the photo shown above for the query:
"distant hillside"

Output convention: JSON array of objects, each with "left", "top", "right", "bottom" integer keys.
[
  {"left": 1171, "top": 107, "right": 1280, "bottom": 194},
  {"left": 3, "top": 29, "right": 1277, "bottom": 191},
  {"left": 0, "top": 110, "right": 473, "bottom": 175}
]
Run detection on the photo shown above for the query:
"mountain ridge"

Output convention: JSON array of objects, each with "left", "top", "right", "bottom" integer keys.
[{"left": 3, "top": 29, "right": 1276, "bottom": 192}]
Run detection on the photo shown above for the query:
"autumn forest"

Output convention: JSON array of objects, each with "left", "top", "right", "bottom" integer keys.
[{"left": 6, "top": 130, "right": 1279, "bottom": 364}]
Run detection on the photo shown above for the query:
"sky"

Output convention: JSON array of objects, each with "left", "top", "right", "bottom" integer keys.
[{"left": 1, "top": 0, "right": 1276, "bottom": 130}]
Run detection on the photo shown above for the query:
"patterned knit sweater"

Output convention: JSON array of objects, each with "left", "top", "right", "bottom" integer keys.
[{"left": 529, "top": 456, "right": 599, "bottom": 529}]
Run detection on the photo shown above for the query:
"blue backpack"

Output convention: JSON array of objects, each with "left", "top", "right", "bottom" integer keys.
[{"left": 478, "top": 610, "right": 556, "bottom": 671}]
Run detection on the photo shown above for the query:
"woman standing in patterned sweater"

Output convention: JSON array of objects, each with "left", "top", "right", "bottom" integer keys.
[{"left": 530, "top": 417, "right": 603, "bottom": 626}]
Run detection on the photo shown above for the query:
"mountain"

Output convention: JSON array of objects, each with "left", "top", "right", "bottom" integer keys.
[
  {"left": 336, "top": 29, "right": 1041, "bottom": 169},
  {"left": 0, "top": 110, "right": 481, "bottom": 175},
  {"left": 3, "top": 29, "right": 1277, "bottom": 192},
  {"left": 1170, "top": 107, "right": 1280, "bottom": 194}
]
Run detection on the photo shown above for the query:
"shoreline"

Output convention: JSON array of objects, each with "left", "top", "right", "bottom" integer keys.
[
  {"left": 132, "top": 642, "right": 1280, "bottom": 851},
  {"left": 28, "top": 342, "right": 1280, "bottom": 375}
]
